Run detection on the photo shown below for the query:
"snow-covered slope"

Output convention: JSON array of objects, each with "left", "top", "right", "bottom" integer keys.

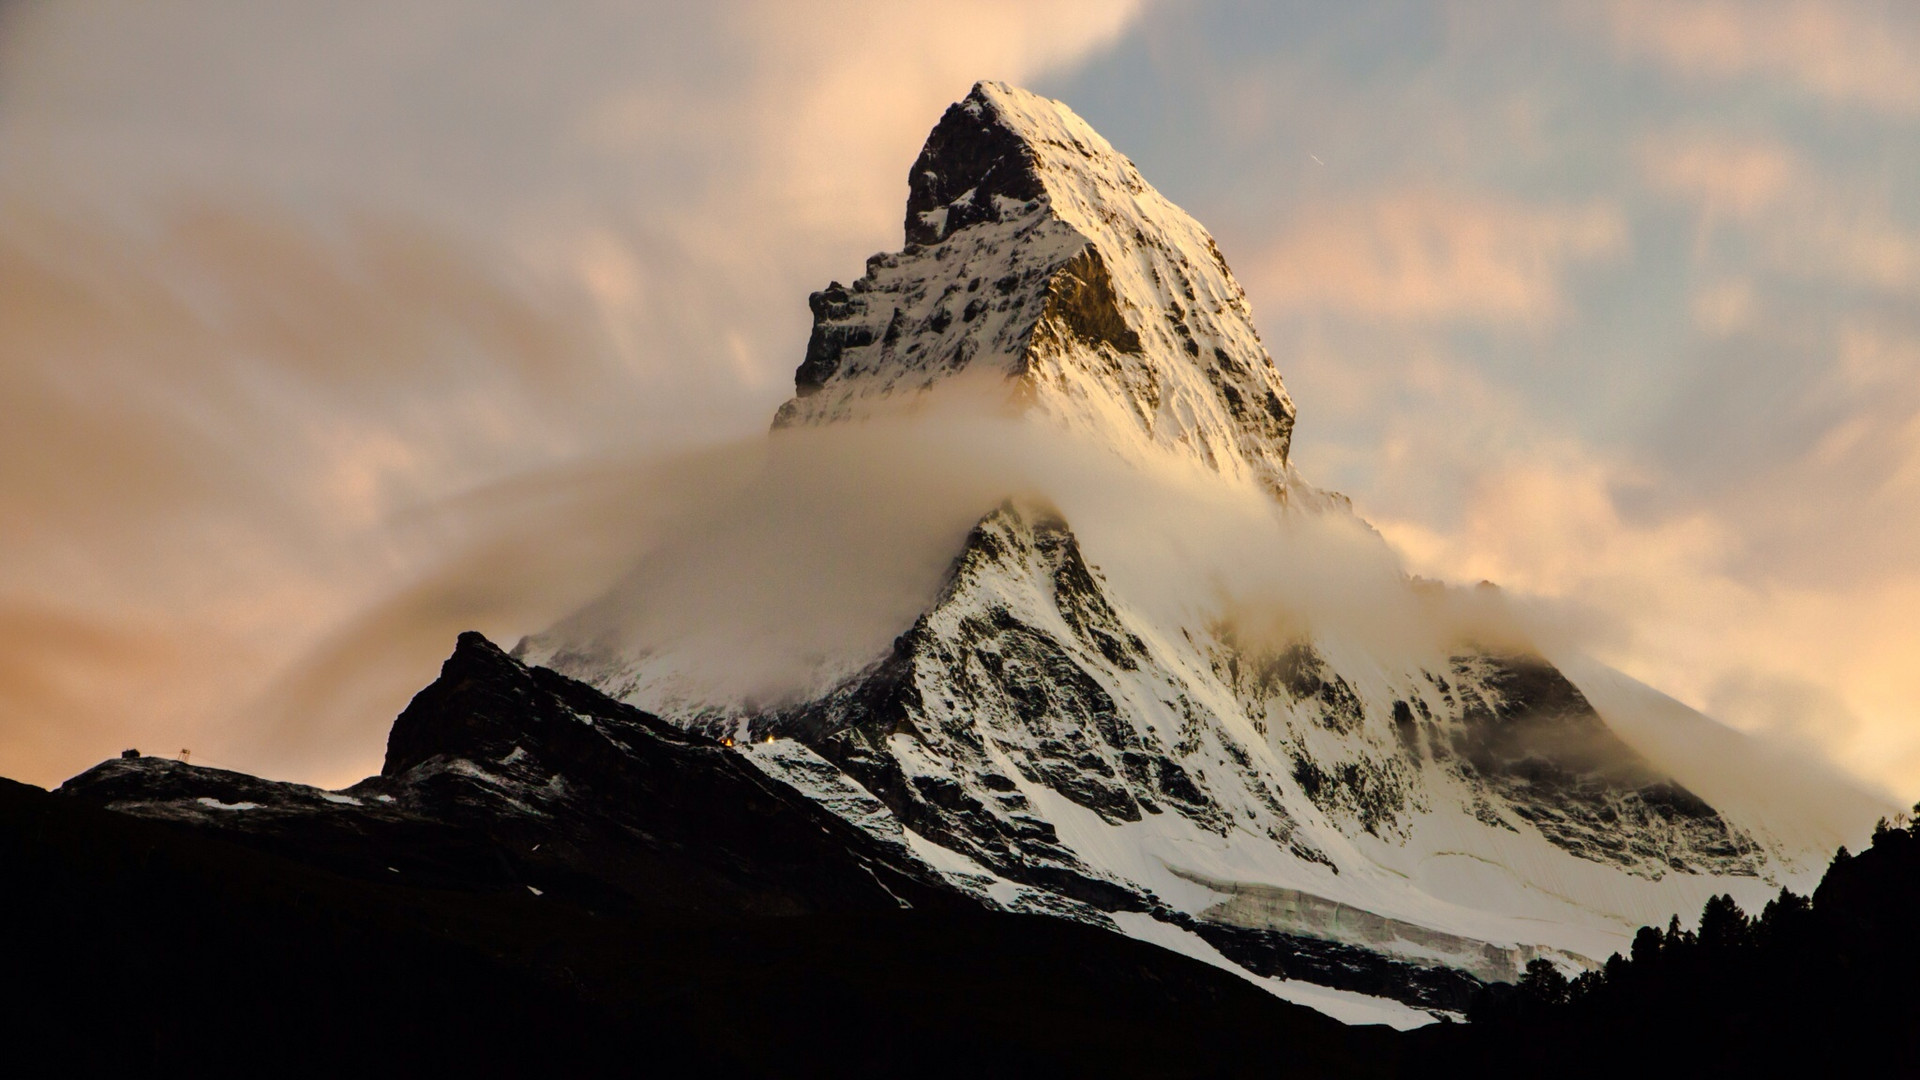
[{"left": 523, "top": 82, "right": 1882, "bottom": 1014}]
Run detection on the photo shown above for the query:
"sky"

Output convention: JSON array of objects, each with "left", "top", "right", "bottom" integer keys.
[{"left": 0, "top": 1, "right": 1915, "bottom": 797}]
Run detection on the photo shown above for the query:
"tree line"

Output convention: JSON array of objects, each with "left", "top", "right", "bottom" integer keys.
[{"left": 1421, "top": 806, "right": 1920, "bottom": 1074}]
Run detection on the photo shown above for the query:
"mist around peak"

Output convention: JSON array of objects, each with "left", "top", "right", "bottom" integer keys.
[{"left": 262, "top": 369, "right": 1558, "bottom": 751}]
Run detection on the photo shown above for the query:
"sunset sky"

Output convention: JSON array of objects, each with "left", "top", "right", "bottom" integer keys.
[{"left": 2, "top": 1, "right": 1916, "bottom": 797}]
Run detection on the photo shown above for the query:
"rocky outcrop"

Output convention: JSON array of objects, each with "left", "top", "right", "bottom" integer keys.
[
  {"left": 60, "top": 632, "right": 962, "bottom": 918},
  {"left": 1438, "top": 654, "right": 1760, "bottom": 875}
]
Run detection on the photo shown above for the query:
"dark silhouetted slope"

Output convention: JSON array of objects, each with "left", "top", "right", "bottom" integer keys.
[{"left": 3, "top": 775, "right": 1403, "bottom": 1077}]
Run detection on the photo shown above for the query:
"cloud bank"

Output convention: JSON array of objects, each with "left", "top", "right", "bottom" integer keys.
[
  {"left": 1, "top": 1, "right": 1914, "bottom": 805},
  {"left": 1044, "top": 2, "right": 1920, "bottom": 796},
  {"left": 0, "top": 0, "right": 1147, "bottom": 786}
]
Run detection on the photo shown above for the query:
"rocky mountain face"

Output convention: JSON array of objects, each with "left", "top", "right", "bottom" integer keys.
[
  {"left": 523, "top": 82, "right": 1845, "bottom": 1013},
  {"left": 771, "top": 81, "right": 1301, "bottom": 502},
  {"left": 49, "top": 82, "right": 1867, "bottom": 1028}
]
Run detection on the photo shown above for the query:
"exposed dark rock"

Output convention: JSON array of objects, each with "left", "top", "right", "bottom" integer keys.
[
  {"left": 1447, "top": 653, "right": 1762, "bottom": 876},
  {"left": 1193, "top": 920, "right": 1484, "bottom": 1013},
  {"left": 61, "top": 632, "right": 961, "bottom": 919},
  {"left": 3, "top": 777, "right": 1404, "bottom": 1077},
  {"left": 793, "top": 283, "right": 878, "bottom": 397},
  {"left": 760, "top": 503, "right": 1235, "bottom": 914},
  {"left": 904, "top": 86, "right": 1048, "bottom": 246}
]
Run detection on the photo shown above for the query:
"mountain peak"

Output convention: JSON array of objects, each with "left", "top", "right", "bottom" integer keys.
[
  {"left": 903, "top": 81, "right": 1133, "bottom": 247},
  {"left": 777, "top": 81, "right": 1301, "bottom": 500},
  {"left": 903, "top": 82, "right": 1047, "bottom": 246}
]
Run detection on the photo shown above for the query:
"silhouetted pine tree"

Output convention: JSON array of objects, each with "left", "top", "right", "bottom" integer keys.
[
  {"left": 1697, "top": 893, "right": 1749, "bottom": 950},
  {"left": 1437, "top": 808, "right": 1920, "bottom": 1075},
  {"left": 1516, "top": 957, "right": 1569, "bottom": 1009},
  {"left": 1628, "top": 924, "right": 1662, "bottom": 967}
]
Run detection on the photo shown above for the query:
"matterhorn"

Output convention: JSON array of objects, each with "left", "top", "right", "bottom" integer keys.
[{"left": 58, "top": 82, "right": 1878, "bottom": 1025}]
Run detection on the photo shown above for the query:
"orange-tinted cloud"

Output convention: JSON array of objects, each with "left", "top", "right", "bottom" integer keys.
[
  {"left": 1246, "top": 192, "right": 1625, "bottom": 326},
  {"left": 1598, "top": 0, "right": 1920, "bottom": 113},
  {"left": 0, "top": 2, "right": 1155, "bottom": 789},
  {"left": 0, "top": 196, "right": 613, "bottom": 787},
  {"left": 1793, "top": 219, "right": 1920, "bottom": 296},
  {"left": 1376, "top": 441, "right": 1920, "bottom": 798},
  {"left": 1640, "top": 132, "right": 1920, "bottom": 301},
  {"left": 1640, "top": 135, "right": 1801, "bottom": 218}
]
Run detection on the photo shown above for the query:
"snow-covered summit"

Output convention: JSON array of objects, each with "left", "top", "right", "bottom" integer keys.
[
  {"left": 775, "top": 81, "right": 1299, "bottom": 500},
  {"left": 521, "top": 82, "right": 1882, "bottom": 1019}
]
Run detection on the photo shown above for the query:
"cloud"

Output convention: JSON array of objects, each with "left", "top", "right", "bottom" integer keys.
[
  {"left": 271, "top": 380, "right": 1460, "bottom": 769},
  {"left": 0, "top": 2, "right": 1149, "bottom": 788},
  {"left": 0, "top": 196, "right": 612, "bottom": 547},
  {"left": 1376, "top": 456, "right": 1729, "bottom": 607},
  {"left": 1740, "top": 320, "right": 1920, "bottom": 577},
  {"left": 0, "top": 608, "right": 187, "bottom": 769},
  {"left": 1245, "top": 192, "right": 1626, "bottom": 326},
  {"left": 0, "top": 193, "right": 645, "bottom": 785},
  {"left": 1597, "top": 0, "right": 1920, "bottom": 114},
  {"left": 1790, "top": 219, "right": 1920, "bottom": 297},
  {"left": 1336, "top": 317, "right": 1920, "bottom": 799},
  {"left": 1625, "top": 126, "right": 1920, "bottom": 602},
  {"left": 1705, "top": 669, "right": 1862, "bottom": 749},
  {"left": 0, "top": 1, "right": 1149, "bottom": 424},
  {"left": 3, "top": 0, "right": 1915, "bottom": 816},
  {"left": 1689, "top": 278, "right": 1757, "bottom": 336},
  {"left": 1640, "top": 135, "right": 1801, "bottom": 219},
  {"left": 1374, "top": 444, "right": 1920, "bottom": 798},
  {"left": 1639, "top": 129, "right": 1920, "bottom": 304}
]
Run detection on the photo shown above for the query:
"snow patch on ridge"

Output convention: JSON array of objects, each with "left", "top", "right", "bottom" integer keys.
[
  {"left": 1107, "top": 911, "right": 1442, "bottom": 1029},
  {"left": 744, "top": 737, "right": 1112, "bottom": 923}
]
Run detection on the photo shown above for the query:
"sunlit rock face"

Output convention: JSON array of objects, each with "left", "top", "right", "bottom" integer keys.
[
  {"left": 773, "top": 81, "right": 1299, "bottom": 502},
  {"left": 525, "top": 82, "right": 1838, "bottom": 1012}
]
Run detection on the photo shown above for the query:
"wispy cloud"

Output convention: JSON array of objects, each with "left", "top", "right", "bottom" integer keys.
[
  {"left": 1375, "top": 444, "right": 1920, "bottom": 795},
  {"left": 1246, "top": 192, "right": 1626, "bottom": 327},
  {"left": 1640, "top": 134, "right": 1802, "bottom": 219},
  {"left": 1597, "top": 0, "right": 1920, "bottom": 114},
  {"left": 0, "top": 1, "right": 1149, "bottom": 787},
  {"left": 3, "top": 1, "right": 1917, "bottom": 804},
  {"left": 1641, "top": 133, "right": 1920, "bottom": 299}
]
